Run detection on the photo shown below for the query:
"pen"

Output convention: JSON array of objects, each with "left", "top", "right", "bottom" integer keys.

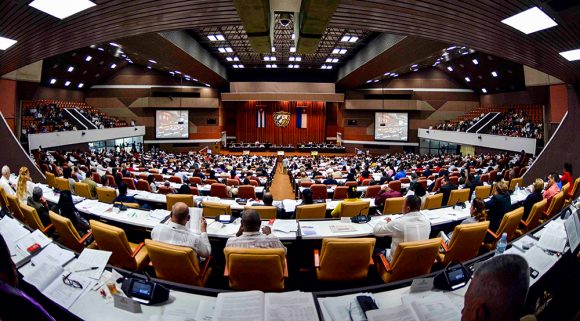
[{"left": 74, "top": 266, "right": 99, "bottom": 272}]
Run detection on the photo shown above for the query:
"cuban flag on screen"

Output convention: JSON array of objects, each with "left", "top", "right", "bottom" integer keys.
[
  {"left": 296, "top": 107, "right": 307, "bottom": 128},
  {"left": 256, "top": 108, "right": 266, "bottom": 128}
]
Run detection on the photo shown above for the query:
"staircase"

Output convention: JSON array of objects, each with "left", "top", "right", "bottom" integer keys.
[
  {"left": 476, "top": 112, "right": 503, "bottom": 134},
  {"left": 466, "top": 112, "right": 500, "bottom": 133},
  {"left": 62, "top": 109, "right": 88, "bottom": 130},
  {"left": 69, "top": 108, "right": 98, "bottom": 129}
]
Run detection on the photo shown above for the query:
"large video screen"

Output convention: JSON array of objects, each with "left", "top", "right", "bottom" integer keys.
[
  {"left": 155, "top": 110, "right": 189, "bottom": 139},
  {"left": 374, "top": 112, "right": 408, "bottom": 141}
]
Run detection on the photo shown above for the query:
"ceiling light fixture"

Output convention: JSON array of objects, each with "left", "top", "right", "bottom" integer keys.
[
  {"left": 29, "top": 0, "right": 96, "bottom": 19},
  {"left": 226, "top": 57, "right": 233, "bottom": 62},
  {"left": 271, "top": 47, "right": 276, "bottom": 52},
  {"left": 290, "top": 47, "right": 296, "bottom": 53},
  {"left": 232, "top": 65, "right": 239, "bottom": 69},
  {"left": 341, "top": 36, "right": 350, "bottom": 42},
  {"left": 67, "top": 66, "right": 74, "bottom": 72},
  {"left": 233, "top": 56, "right": 239, "bottom": 61},
  {"left": 289, "top": 57, "right": 295, "bottom": 62},
  {"left": 481, "top": 88, "right": 487, "bottom": 93},
  {"left": 292, "top": 33, "right": 295, "bottom": 40},
  {"left": 218, "top": 48, "right": 226, "bottom": 53},
  {"left": 349, "top": 36, "right": 358, "bottom": 43},
  {"left": 0, "top": 36, "right": 17, "bottom": 50},
  {"left": 147, "top": 66, "right": 152, "bottom": 69},
  {"left": 465, "top": 77, "right": 471, "bottom": 82},
  {"left": 339, "top": 49, "right": 347, "bottom": 54},
  {"left": 501, "top": 6, "right": 557, "bottom": 35},
  {"left": 238, "top": 65, "right": 244, "bottom": 68},
  {"left": 148, "top": 59, "right": 157, "bottom": 64},
  {"left": 110, "top": 63, "right": 116, "bottom": 69},
  {"left": 78, "top": 83, "right": 84, "bottom": 88},
  {"left": 109, "top": 42, "right": 120, "bottom": 47},
  {"left": 64, "top": 81, "right": 71, "bottom": 86},
  {"left": 411, "top": 64, "right": 418, "bottom": 68},
  {"left": 207, "top": 35, "right": 217, "bottom": 41},
  {"left": 491, "top": 71, "right": 498, "bottom": 77},
  {"left": 559, "top": 49, "right": 580, "bottom": 61},
  {"left": 447, "top": 66, "right": 454, "bottom": 71},
  {"left": 49, "top": 79, "right": 57, "bottom": 84},
  {"left": 216, "top": 34, "right": 225, "bottom": 41},
  {"left": 472, "top": 59, "right": 479, "bottom": 65},
  {"left": 225, "top": 47, "right": 233, "bottom": 53}
]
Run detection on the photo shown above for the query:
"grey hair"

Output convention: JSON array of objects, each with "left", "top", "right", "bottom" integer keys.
[
  {"left": 472, "top": 254, "right": 529, "bottom": 320},
  {"left": 32, "top": 186, "right": 43, "bottom": 201},
  {"left": 1, "top": 166, "right": 9, "bottom": 176}
]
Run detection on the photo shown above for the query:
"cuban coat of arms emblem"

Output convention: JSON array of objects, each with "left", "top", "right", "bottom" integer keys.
[{"left": 273, "top": 111, "right": 291, "bottom": 127}]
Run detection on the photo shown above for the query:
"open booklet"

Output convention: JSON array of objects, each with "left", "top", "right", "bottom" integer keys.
[
  {"left": 367, "top": 293, "right": 461, "bottom": 321},
  {"left": 213, "top": 291, "right": 319, "bottom": 321},
  {"left": 23, "top": 261, "right": 95, "bottom": 309}
]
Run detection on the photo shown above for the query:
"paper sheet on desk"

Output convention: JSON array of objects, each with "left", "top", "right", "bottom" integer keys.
[
  {"left": 0, "top": 215, "right": 30, "bottom": 243},
  {"left": 321, "top": 292, "right": 375, "bottom": 321},
  {"left": 537, "top": 229, "right": 567, "bottom": 252},
  {"left": 300, "top": 225, "right": 320, "bottom": 236},
  {"left": 68, "top": 249, "right": 112, "bottom": 280},
  {"left": 264, "top": 292, "right": 319, "bottom": 321},
  {"left": 16, "top": 229, "right": 52, "bottom": 251},
  {"left": 524, "top": 246, "right": 558, "bottom": 273},
  {"left": 282, "top": 199, "right": 301, "bottom": 213},
  {"left": 31, "top": 243, "right": 75, "bottom": 267},
  {"left": 272, "top": 220, "right": 298, "bottom": 233},
  {"left": 150, "top": 209, "right": 170, "bottom": 221},
  {"left": 44, "top": 273, "right": 94, "bottom": 309},
  {"left": 368, "top": 293, "right": 461, "bottom": 321}
]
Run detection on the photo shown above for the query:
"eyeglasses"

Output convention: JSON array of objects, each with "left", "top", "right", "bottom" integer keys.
[{"left": 62, "top": 272, "right": 83, "bottom": 289}]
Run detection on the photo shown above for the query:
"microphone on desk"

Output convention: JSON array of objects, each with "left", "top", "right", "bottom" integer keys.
[{"left": 351, "top": 206, "right": 371, "bottom": 224}]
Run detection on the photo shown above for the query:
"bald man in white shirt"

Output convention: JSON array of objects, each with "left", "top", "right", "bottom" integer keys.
[
  {"left": 151, "top": 202, "right": 211, "bottom": 258},
  {"left": 0, "top": 166, "right": 15, "bottom": 196}
]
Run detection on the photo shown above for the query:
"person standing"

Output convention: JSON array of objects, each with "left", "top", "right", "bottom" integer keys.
[{"left": 282, "top": 157, "right": 289, "bottom": 174}]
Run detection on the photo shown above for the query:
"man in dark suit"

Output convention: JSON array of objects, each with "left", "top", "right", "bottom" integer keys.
[
  {"left": 437, "top": 176, "right": 458, "bottom": 206},
  {"left": 27, "top": 187, "right": 51, "bottom": 226},
  {"left": 322, "top": 176, "right": 338, "bottom": 185}
]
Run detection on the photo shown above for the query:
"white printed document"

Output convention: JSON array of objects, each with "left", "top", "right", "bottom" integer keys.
[{"left": 367, "top": 294, "right": 461, "bottom": 321}]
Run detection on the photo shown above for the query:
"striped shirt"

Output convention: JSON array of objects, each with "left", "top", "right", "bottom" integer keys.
[
  {"left": 225, "top": 231, "right": 287, "bottom": 253},
  {"left": 151, "top": 221, "right": 211, "bottom": 258}
]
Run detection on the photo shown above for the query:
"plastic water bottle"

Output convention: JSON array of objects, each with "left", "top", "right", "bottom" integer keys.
[{"left": 496, "top": 233, "right": 508, "bottom": 255}]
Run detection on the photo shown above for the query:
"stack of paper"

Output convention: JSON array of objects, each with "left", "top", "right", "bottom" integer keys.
[
  {"left": 16, "top": 229, "right": 52, "bottom": 252},
  {"left": 367, "top": 293, "right": 461, "bottom": 321},
  {"left": 31, "top": 243, "right": 75, "bottom": 267},
  {"left": 272, "top": 220, "right": 298, "bottom": 233},
  {"left": 68, "top": 249, "right": 112, "bottom": 280},
  {"left": 0, "top": 216, "right": 31, "bottom": 265},
  {"left": 320, "top": 292, "right": 376, "bottom": 321}
]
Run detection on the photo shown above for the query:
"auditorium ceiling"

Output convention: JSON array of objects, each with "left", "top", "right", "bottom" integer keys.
[{"left": 1, "top": 0, "right": 579, "bottom": 88}]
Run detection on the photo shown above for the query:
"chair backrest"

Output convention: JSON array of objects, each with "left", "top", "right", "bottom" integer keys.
[
  {"left": 400, "top": 177, "right": 411, "bottom": 184},
  {"left": 365, "top": 186, "right": 381, "bottom": 199},
  {"left": 190, "top": 177, "right": 203, "bottom": 185},
  {"left": 245, "top": 206, "right": 277, "bottom": 219},
  {"left": 157, "top": 186, "right": 173, "bottom": 195},
  {"left": 361, "top": 179, "right": 372, "bottom": 186},
  {"left": 447, "top": 188, "right": 470, "bottom": 206},
  {"left": 333, "top": 186, "right": 349, "bottom": 200},
  {"left": 45, "top": 172, "right": 56, "bottom": 188},
  {"left": 300, "top": 181, "right": 314, "bottom": 188},
  {"left": 96, "top": 187, "right": 117, "bottom": 204},
  {"left": 49, "top": 211, "right": 83, "bottom": 252},
  {"left": 523, "top": 199, "right": 547, "bottom": 233},
  {"left": 345, "top": 181, "right": 358, "bottom": 188},
  {"left": 0, "top": 186, "right": 9, "bottom": 211},
  {"left": 295, "top": 203, "right": 326, "bottom": 220},
  {"left": 226, "top": 178, "right": 239, "bottom": 187},
  {"left": 475, "top": 185, "right": 491, "bottom": 199},
  {"left": 136, "top": 179, "right": 151, "bottom": 192},
  {"left": 202, "top": 201, "right": 232, "bottom": 217},
  {"left": 561, "top": 183, "right": 570, "bottom": 197},
  {"left": 509, "top": 177, "right": 523, "bottom": 192},
  {"left": 388, "top": 180, "right": 401, "bottom": 192},
  {"left": 489, "top": 170, "right": 497, "bottom": 182},
  {"left": 480, "top": 174, "right": 489, "bottom": 183},
  {"left": 6, "top": 194, "right": 25, "bottom": 222},
  {"left": 107, "top": 175, "right": 117, "bottom": 187},
  {"left": 310, "top": 184, "right": 327, "bottom": 200},
  {"left": 166, "top": 194, "right": 195, "bottom": 210},
  {"left": 545, "top": 191, "right": 565, "bottom": 219},
  {"left": 121, "top": 177, "right": 136, "bottom": 190},
  {"left": 340, "top": 201, "right": 370, "bottom": 217},
  {"left": 210, "top": 183, "right": 229, "bottom": 198},
  {"left": 89, "top": 220, "right": 137, "bottom": 270},
  {"left": 422, "top": 194, "right": 443, "bottom": 210},
  {"left": 55, "top": 177, "right": 70, "bottom": 191},
  {"left": 19, "top": 203, "right": 48, "bottom": 231},
  {"left": 169, "top": 176, "right": 182, "bottom": 184},
  {"left": 443, "top": 221, "right": 489, "bottom": 264},
  {"left": 493, "top": 207, "right": 524, "bottom": 246},
  {"left": 224, "top": 248, "right": 286, "bottom": 291},
  {"left": 569, "top": 177, "right": 580, "bottom": 199},
  {"left": 138, "top": 173, "right": 149, "bottom": 181},
  {"left": 432, "top": 177, "right": 444, "bottom": 192},
  {"left": 204, "top": 179, "right": 218, "bottom": 185},
  {"left": 249, "top": 180, "right": 259, "bottom": 187},
  {"left": 449, "top": 176, "right": 459, "bottom": 186},
  {"left": 317, "top": 238, "right": 376, "bottom": 281},
  {"left": 383, "top": 197, "right": 405, "bottom": 215},
  {"left": 384, "top": 238, "right": 440, "bottom": 283},
  {"left": 236, "top": 185, "right": 255, "bottom": 199},
  {"left": 145, "top": 239, "right": 204, "bottom": 286},
  {"left": 190, "top": 187, "right": 200, "bottom": 196},
  {"left": 153, "top": 174, "right": 163, "bottom": 182},
  {"left": 74, "top": 182, "right": 93, "bottom": 199}
]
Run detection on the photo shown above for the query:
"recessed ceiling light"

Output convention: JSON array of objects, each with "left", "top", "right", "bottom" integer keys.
[
  {"left": 373, "top": 79, "right": 379, "bottom": 83},
  {"left": 0, "top": 36, "right": 17, "bottom": 50},
  {"left": 147, "top": 66, "right": 152, "bottom": 69},
  {"left": 97, "top": 47, "right": 104, "bottom": 51},
  {"left": 78, "top": 83, "right": 84, "bottom": 88},
  {"left": 366, "top": 80, "right": 372, "bottom": 83},
  {"left": 321, "top": 65, "right": 327, "bottom": 69},
  {"left": 218, "top": 48, "right": 226, "bottom": 53},
  {"left": 226, "top": 57, "right": 233, "bottom": 62},
  {"left": 148, "top": 59, "right": 157, "bottom": 64},
  {"left": 29, "top": 0, "right": 96, "bottom": 19},
  {"left": 447, "top": 66, "right": 454, "bottom": 71},
  {"left": 270, "top": 57, "right": 276, "bottom": 61},
  {"left": 326, "top": 58, "right": 332, "bottom": 63},
  {"left": 233, "top": 65, "right": 239, "bottom": 69},
  {"left": 501, "top": 6, "right": 557, "bottom": 35},
  {"left": 341, "top": 36, "right": 351, "bottom": 42},
  {"left": 446, "top": 46, "right": 456, "bottom": 50},
  {"left": 292, "top": 33, "right": 295, "bottom": 40},
  {"left": 49, "top": 79, "right": 57, "bottom": 84},
  {"left": 290, "top": 47, "right": 296, "bottom": 53},
  {"left": 465, "top": 77, "right": 471, "bottom": 82},
  {"left": 233, "top": 56, "right": 239, "bottom": 61},
  {"left": 293, "top": 65, "right": 299, "bottom": 68},
  {"left": 559, "top": 49, "right": 580, "bottom": 61},
  {"left": 205, "top": 84, "right": 211, "bottom": 87},
  {"left": 64, "top": 81, "right": 71, "bottom": 87},
  {"left": 411, "top": 64, "right": 418, "bottom": 68},
  {"left": 174, "top": 71, "right": 181, "bottom": 74},
  {"left": 266, "top": 64, "right": 272, "bottom": 68},
  {"left": 288, "top": 65, "right": 294, "bottom": 69},
  {"left": 169, "top": 71, "right": 175, "bottom": 75},
  {"left": 110, "top": 63, "right": 117, "bottom": 69},
  {"left": 225, "top": 47, "right": 233, "bottom": 53},
  {"left": 326, "top": 66, "right": 333, "bottom": 70},
  {"left": 349, "top": 36, "right": 358, "bottom": 43},
  {"left": 109, "top": 42, "right": 120, "bottom": 47},
  {"left": 339, "top": 49, "right": 347, "bottom": 54},
  {"left": 238, "top": 65, "right": 244, "bottom": 68},
  {"left": 271, "top": 64, "right": 277, "bottom": 68},
  {"left": 207, "top": 35, "right": 217, "bottom": 41},
  {"left": 67, "top": 66, "right": 74, "bottom": 72},
  {"left": 264, "top": 56, "right": 270, "bottom": 61},
  {"left": 481, "top": 88, "right": 487, "bottom": 93},
  {"left": 332, "top": 49, "right": 340, "bottom": 54},
  {"left": 295, "top": 57, "right": 302, "bottom": 62},
  {"left": 332, "top": 58, "right": 339, "bottom": 63},
  {"left": 491, "top": 71, "right": 498, "bottom": 77},
  {"left": 289, "top": 57, "right": 295, "bottom": 62},
  {"left": 216, "top": 34, "right": 225, "bottom": 41},
  {"left": 271, "top": 47, "right": 276, "bottom": 52},
  {"left": 472, "top": 59, "right": 479, "bottom": 65}
]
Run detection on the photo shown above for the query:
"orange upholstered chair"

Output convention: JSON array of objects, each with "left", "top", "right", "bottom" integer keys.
[
  {"left": 210, "top": 183, "right": 229, "bottom": 198},
  {"left": 310, "top": 184, "right": 327, "bottom": 200}
]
